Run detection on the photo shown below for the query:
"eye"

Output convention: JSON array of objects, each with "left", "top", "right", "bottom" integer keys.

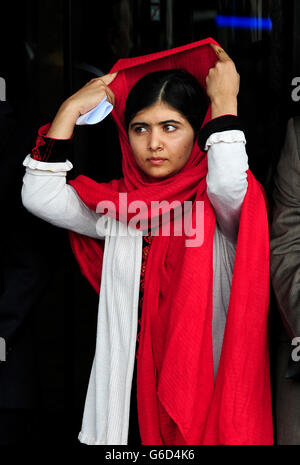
[
  {"left": 133, "top": 126, "right": 147, "bottom": 134},
  {"left": 164, "top": 124, "right": 176, "bottom": 132}
]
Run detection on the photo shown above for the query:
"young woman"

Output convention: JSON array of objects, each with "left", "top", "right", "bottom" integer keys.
[{"left": 21, "top": 38, "right": 272, "bottom": 445}]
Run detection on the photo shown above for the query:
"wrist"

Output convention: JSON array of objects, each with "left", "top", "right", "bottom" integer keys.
[
  {"left": 60, "top": 99, "right": 81, "bottom": 119},
  {"left": 211, "top": 97, "right": 238, "bottom": 118},
  {"left": 46, "top": 101, "right": 78, "bottom": 139}
]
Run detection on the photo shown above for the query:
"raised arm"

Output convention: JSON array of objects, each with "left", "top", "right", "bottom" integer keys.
[
  {"left": 201, "top": 44, "right": 248, "bottom": 244},
  {"left": 21, "top": 73, "right": 118, "bottom": 239},
  {"left": 21, "top": 136, "right": 102, "bottom": 239}
]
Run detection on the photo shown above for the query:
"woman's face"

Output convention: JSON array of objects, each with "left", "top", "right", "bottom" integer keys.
[{"left": 128, "top": 100, "right": 195, "bottom": 180}]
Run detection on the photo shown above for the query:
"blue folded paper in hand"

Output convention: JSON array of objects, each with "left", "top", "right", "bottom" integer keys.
[{"left": 76, "top": 96, "right": 113, "bottom": 126}]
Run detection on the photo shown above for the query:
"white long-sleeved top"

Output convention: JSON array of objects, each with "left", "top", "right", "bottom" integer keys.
[{"left": 21, "top": 129, "right": 248, "bottom": 445}]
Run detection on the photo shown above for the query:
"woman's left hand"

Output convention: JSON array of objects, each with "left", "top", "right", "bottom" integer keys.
[{"left": 206, "top": 44, "right": 240, "bottom": 118}]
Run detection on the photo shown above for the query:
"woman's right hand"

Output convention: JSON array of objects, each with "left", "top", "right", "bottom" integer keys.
[
  {"left": 46, "top": 72, "right": 118, "bottom": 139},
  {"left": 66, "top": 72, "right": 117, "bottom": 117}
]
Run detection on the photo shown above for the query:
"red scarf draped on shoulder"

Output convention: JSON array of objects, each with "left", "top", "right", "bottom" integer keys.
[{"left": 67, "top": 37, "right": 273, "bottom": 445}]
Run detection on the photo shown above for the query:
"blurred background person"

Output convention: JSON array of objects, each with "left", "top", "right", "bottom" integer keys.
[{"left": 270, "top": 116, "right": 300, "bottom": 445}]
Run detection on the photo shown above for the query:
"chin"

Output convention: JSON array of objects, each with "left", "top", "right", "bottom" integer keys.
[{"left": 147, "top": 170, "right": 175, "bottom": 180}]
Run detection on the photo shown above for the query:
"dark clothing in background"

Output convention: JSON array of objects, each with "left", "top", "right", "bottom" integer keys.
[{"left": 270, "top": 116, "right": 300, "bottom": 445}]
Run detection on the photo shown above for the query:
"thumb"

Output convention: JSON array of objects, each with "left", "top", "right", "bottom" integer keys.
[
  {"left": 209, "top": 43, "right": 231, "bottom": 62},
  {"left": 100, "top": 72, "right": 118, "bottom": 86}
]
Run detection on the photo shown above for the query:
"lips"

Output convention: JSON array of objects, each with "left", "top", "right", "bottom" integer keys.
[{"left": 148, "top": 158, "right": 166, "bottom": 165}]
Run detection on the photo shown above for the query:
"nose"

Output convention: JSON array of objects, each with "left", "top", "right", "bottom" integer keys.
[{"left": 148, "top": 128, "right": 163, "bottom": 152}]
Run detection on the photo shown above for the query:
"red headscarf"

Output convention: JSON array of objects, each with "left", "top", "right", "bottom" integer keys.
[{"left": 67, "top": 37, "right": 273, "bottom": 444}]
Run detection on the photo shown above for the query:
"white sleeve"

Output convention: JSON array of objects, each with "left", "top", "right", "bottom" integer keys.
[
  {"left": 21, "top": 154, "right": 105, "bottom": 239},
  {"left": 206, "top": 130, "right": 249, "bottom": 244}
]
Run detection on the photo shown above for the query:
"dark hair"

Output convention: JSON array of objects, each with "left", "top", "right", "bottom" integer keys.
[{"left": 124, "top": 69, "right": 209, "bottom": 136}]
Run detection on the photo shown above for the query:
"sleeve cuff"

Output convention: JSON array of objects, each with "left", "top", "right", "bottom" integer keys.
[
  {"left": 31, "top": 123, "right": 74, "bottom": 163},
  {"left": 23, "top": 153, "right": 73, "bottom": 172},
  {"left": 205, "top": 130, "right": 246, "bottom": 151},
  {"left": 198, "top": 115, "right": 244, "bottom": 151}
]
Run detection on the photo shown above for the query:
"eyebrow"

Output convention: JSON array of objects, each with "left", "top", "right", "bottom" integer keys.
[{"left": 130, "top": 119, "right": 182, "bottom": 128}]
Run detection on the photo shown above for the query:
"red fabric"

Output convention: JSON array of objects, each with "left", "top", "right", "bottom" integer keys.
[
  {"left": 136, "top": 232, "right": 154, "bottom": 356},
  {"left": 67, "top": 37, "right": 273, "bottom": 444}
]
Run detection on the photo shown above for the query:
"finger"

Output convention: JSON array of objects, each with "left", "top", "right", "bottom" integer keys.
[
  {"left": 209, "top": 43, "right": 231, "bottom": 62},
  {"left": 99, "top": 72, "right": 118, "bottom": 86}
]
